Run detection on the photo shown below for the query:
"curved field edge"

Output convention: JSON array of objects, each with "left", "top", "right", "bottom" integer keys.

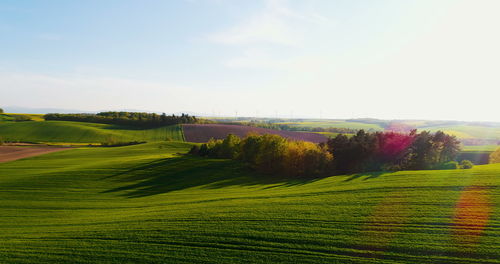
[
  {"left": 0, "top": 121, "right": 184, "bottom": 143},
  {"left": 0, "top": 142, "right": 498, "bottom": 263}
]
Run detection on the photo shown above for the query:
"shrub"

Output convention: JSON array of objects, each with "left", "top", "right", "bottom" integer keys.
[
  {"left": 460, "top": 160, "right": 474, "bottom": 169},
  {"left": 435, "top": 161, "right": 459, "bottom": 170},
  {"left": 13, "top": 115, "right": 32, "bottom": 122},
  {"left": 101, "top": 136, "right": 145, "bottom": 147},
  {"left": 188, "top": 145, "right": 200, "bottom": 155}
]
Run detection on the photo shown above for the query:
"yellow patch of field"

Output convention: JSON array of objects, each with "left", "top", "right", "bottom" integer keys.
[
  {"left": 442, "top": 130, "right": 474, "bottom": 139},
  {"left": 4, "top": 113, "right": 45, "bottom": 121}
]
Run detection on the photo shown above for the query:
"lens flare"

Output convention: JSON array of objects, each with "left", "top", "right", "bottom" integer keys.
[
  {"left": 452, "top": 186, "right": 492, "bottom": 247},
  {"left": 361, "top": 192, "right": 409, "bottom": 257}
]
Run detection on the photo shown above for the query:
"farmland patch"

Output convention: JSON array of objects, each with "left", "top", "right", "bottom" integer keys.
[
  {"left": 183, "top": 124, "right": 328, "bottom": 143},
  {"left": 0, "top": 146, "right": 69, "bottom": 163}
]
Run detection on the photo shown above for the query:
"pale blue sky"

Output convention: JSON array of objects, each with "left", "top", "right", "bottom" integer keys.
[{"left": 1, "top": 0, "right": 499, "bottom": 121}]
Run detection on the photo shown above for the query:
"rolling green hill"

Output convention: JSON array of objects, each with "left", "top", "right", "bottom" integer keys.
[
  {"left": 0, "top": 121, "right": 184, "bottom": 143},
  {"left": 0, "top": 142, "right": 498, "bottom": 263}
]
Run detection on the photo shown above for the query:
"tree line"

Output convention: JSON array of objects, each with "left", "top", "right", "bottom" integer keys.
[
  {"left": 190, "top": 130, "right": 469, "bottom": 178},
  {"left": 323, "top": 130, "right": 463, "bottom": 174},
  {"left": 44, "top": 112, "right": 198, "bottom": 128},
  {"left": 190, "top": 133, "right": 333, "bottom": 178}
]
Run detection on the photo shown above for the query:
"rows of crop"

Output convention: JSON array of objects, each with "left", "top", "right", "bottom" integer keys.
[
  {"left": 0, "top": 143, "right": 497, "bottom": 263},
  {"left": 183, "top": 124, "right": 328, "bottom": 143}
]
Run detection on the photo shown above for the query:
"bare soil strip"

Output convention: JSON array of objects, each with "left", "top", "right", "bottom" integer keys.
[{"left": 0, "top": 146, "right": 69, "bottom": 163}]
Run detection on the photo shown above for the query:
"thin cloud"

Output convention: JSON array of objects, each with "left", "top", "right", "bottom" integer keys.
[{"left": 207, "top": 0, "right": 333, "bottom": 47}]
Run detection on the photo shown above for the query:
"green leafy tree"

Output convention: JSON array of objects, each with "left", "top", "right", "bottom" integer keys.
[
  {"left": 220, "top": 134, "right": 241, "bottom": 159},
  {"left": 490, "top": 148, "right": 500, "bottom": 164}
]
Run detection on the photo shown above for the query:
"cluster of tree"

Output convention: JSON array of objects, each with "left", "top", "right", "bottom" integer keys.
[
  {"left": 0, "top": 108, "right": 3, "bottom": 113},
  {"left": 190, "top": 133, "right": 333, "bottom": 178},
  {"left": 44, "top": 112, "right": 197, "bottom": 128},
  {"left": 490, "top": 148, "right": 500, "bottom": 164},
  {"left": 191, "top": 130, "right": 468, "bottom": 179},
  {"left": 322, "top": 130, "right": 463, "bottom": 173}
]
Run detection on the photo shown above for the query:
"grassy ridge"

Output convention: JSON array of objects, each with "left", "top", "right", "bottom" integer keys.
[
  {"left": 0, "top": 142, "right": 498, "bottom": 263},
  {"left": 0, "top": 113, "right": 45, "bottom": 122},
  {"left": 0, "top": 121, "right": 184, "bottom": 143}
]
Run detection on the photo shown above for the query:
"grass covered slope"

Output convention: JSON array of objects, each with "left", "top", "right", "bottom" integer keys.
[
  {"left": 1, "top": 142, "right": 499, "bottom": 263},
  {"left": 0, "top": 143, "right": 498, "bottom": 263},
  {"left": 0, "top": 121, "right": 184, "bottom": 143}
]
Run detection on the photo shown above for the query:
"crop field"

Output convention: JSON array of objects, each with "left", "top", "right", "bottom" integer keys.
[
  {"left": 0, "top": 121, "right": 184, "bottom": 143},
  {"left": 422, "top": 125, "right": 500, "bottom": 140},
  {"left": 0, "top": 142, "right": 498, "bottom": 263},
  {"left": 456, "top": 151, "right": 492, "bottom": 165},
  {"left": 264, "top": 119, "right": 500, "bottom": 142},
  {"left": 463, "top": 145, "right": 499, "bottom": 152},
  {"left": 457, "top": 145, "right": 498, "bottom": 165},
  {"left": 0, "top": 145, "right": 69, "bottom": 163},
  {"left": 276, "top": 121, "right": 384, "bottom": 131},
  {"left": 183, "top": 124, "right": 328, "bottom": 143},
  {"left": 311, "top": 131, "right": 344, "bottom": 138}
]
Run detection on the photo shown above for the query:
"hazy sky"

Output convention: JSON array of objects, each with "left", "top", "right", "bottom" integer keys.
[{"left": 1, "top": 0, "right": 499, "bottom": 121}]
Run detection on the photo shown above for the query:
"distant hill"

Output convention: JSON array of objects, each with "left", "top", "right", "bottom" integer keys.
[{"left": 3, "top": 106, "right": 91, "bottom": 114}]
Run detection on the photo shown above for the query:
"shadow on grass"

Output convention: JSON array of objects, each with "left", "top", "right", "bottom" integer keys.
[
  {"left": 102, "top": 155, "right": 319, "bottom": 198},
  {"left": 343, "top": 171, "right": 387, "bottom": 182}
]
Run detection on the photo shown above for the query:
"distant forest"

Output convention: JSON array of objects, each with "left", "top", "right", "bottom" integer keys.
[{"left": 44, "top": 112, "right": 198, "bottom": 128}]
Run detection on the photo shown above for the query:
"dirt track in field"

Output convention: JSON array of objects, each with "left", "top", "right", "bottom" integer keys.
[{"left": 0, "top": 146, "right": 69, "bottom": 163}]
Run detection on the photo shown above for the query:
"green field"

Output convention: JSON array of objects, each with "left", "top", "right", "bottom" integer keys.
[
  {"left": 277, "top": 121, "right": 384, "bottom": 131},
  {"left": 0, "top": 113, "right": 45, "bottom": 122},
  {"left": 0, "top": 142, "right": 498, "bottom": 263},
  {"left": 457, "top": 146, "right": 498, "bottom": 165},
  {"left": 463, "top": 145, "right": 499, "bottom": 152},
  {"left": 0, "top": 121, "right": 184, "bottom": 143},
  {"left": 423, "top": 125, "right": 500, "bottom": 140}
]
